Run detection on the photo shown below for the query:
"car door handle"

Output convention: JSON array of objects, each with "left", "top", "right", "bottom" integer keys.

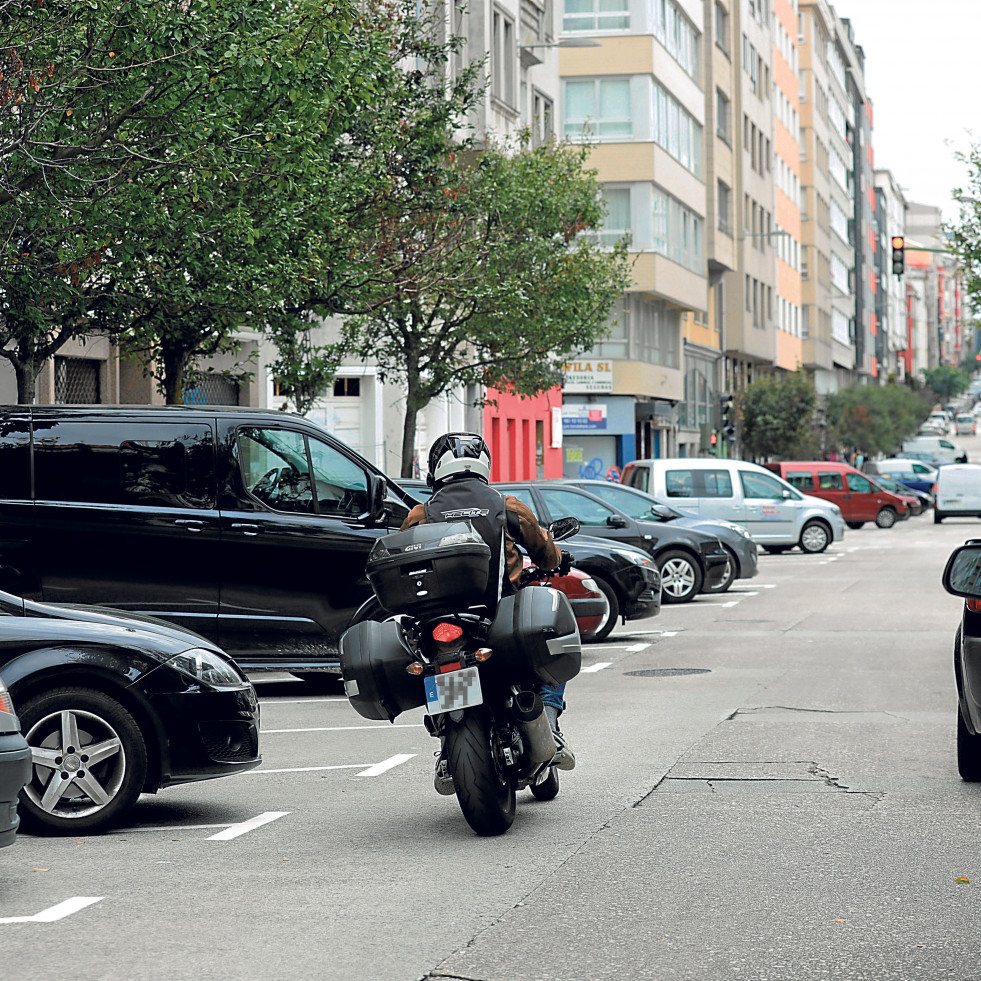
[
  {"left": 230, "top": 522, "right": 261, "bottom": 537},
  {"left": 174, "top": 519, "right": 205, "bottom": 533}
]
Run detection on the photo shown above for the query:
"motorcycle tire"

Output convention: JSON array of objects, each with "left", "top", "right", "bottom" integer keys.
[
  {"left": 445, "top": 708, "right": 516, "bottom": 836},
  {"left": 529, "top": 766, "right": 560, "bottom": 801}
]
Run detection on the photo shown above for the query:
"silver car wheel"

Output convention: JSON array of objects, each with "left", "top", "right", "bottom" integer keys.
[
  {"left": 661, "top": 557, "right": 697, "bottom": 598},
  {"left": 24, "top": 708, "right": 127, "bottom": 820},
  {"left": 799, "top": 522, "right": 830, "bottom": 554}
]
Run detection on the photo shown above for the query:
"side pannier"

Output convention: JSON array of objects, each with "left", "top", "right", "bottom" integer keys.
[
  {"left": 487, "top": 586, "right": 581, "bottom": 688},
  {"left": 365, "top": 521, "right": 491, "bottom": 617}
]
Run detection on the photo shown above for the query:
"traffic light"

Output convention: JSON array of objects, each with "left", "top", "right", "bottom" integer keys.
[
  {"left": 891, "top": 235, "right": 905, "bottom": 276},
  {"left": 719, "top": 394, "right": 735, "bottom": 441}
]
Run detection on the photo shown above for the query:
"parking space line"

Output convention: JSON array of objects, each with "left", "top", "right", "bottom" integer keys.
[
  {"left": 248, "top": 764, "right": 368, "bottom": 774},
  {"left": 0, "top": 897, "right": 103, "bottom": 925},
  {"left": 618, "top": 629, "right": 684, "bottom": 636},
  {"left": 580, "top": 662, "right": 612, "bottom": 673},
  {"left": 720, "top": 600, "right": 740, "bottom": 608},
  {"left": 357, "top": 754, "right": 416, "bottom": 776},
  {"left": 624, "top": 643, "right": 650, "bottom": 652},
  {"left": 207, "top": 812, "right": 290, "bottom": 841},
  {"left": 261, "top": 724, "right": 423, "bottom": 734}
]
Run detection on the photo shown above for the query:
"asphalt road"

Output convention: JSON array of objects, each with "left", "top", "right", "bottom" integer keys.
[{"left": 5, "top": 454, "right": 981, "bottom": 980}]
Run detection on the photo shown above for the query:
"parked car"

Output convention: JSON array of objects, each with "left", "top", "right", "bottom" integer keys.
[
  {"left": 399, "top": 479, "right": 660, "bottom": 640},
  {"left": 0, "top": 588, "right": 260, "bottom": 834},
  {"left": 956, "top": 413, "right": 977, "bottom": 437},
  {"left": 869, "top": 475, "right": 930, "bottom": 516},
  {"left": 520, "top": 557, "right": 610, "bottom": 642},
  {"left": 901, "top": 435, "right": 968, "bottom": 464},
  {"left": 621, "top": 457, "right": 846, "bottom": 555},
  {"left": 491, "top": 481, "right": 729, "bottom": 604},
  {"left": 0, "top": 406, "right": 423, "bottom": 686},
  {"left": 763, "top": 461, "right": 909, "bottom": 530},
  {"left": 862, "top": 458, "right": 939, "bottom": 496},
  {"left": 553, "top": 478, "right": 759, "bottom": 593},
  {"left": 0, "top": 677, "right": 30, "bottom": 847},
  {"left": 933, "top": 464, "right": 981, "bottom": 524},
  {"left": 941, "top": 541, "right": 981, "bottom": 779}
]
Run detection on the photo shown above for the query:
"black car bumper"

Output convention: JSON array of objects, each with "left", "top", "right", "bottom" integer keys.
[
  {"left": 701, "top": 545, "right": 730, "bottom": 589},
  {"left": 144, "top": 685, "right": 262, "bottom": 789},
  {"left": 621, "top": 566, "right": 661, "bottom": 620},
  {"left": 0, "top": 729, "right": 31, "bottom": 847}
]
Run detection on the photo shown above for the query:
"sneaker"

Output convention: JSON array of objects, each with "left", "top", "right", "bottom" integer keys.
[
  {"left": 550, "top": 730, "right": 576, "bottom": 771},
  {"left": 433, "top": 757, "right": 455, "bottom": 795}
]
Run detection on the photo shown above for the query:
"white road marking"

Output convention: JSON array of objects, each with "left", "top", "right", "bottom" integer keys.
[
  {"left": 357, "top": 754, "right": 416, "bottom": 777},
  {"left": 624, "top": 643, "right": 650, "bottom": 652},
  {"left": 206, "top": 811, "right": 290, "bottom": 841},
  {"left": 0, "top": 897, "right": 103, "bottom": 925},
  {"left": 736, "top": 591, "right": 759, "bottom": 597},
  {"left": 261, "top": 724, "right": 423, "bottom": 734},
  {"left": 248, "top": 764, "right": 369, "bottom": 774},
  {"left": 721, "top": 600, "right": 740, "bottom": 608},
  {"left": 580, "top": 662, "right": 612, "bottom": 673},
  {"left": 616, "top": 629, "right": 684, "bottom": 636}
]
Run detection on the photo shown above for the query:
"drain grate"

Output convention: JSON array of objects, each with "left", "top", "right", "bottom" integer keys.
[{"left": 624, "top": 668, "right": 711, "bottom": 677}]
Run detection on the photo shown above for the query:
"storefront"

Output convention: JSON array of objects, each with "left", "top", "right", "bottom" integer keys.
[{"left": 560, "top": 395, "right": 637, "bottom": 480}]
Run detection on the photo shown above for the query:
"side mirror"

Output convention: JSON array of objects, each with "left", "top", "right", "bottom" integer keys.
[
  {"left": 782, "top": 489, "right": 793, "bottom": 499},
  {"left": 359, "top": 474, "right": 389, "bottom": 524},
  {"left": 606, "top": 514, "right": 629, "bottom": 529},
  {"left": 548, "top": 516, "right": 581, "bottom": 542},
  {"left": 649, "top": 504, "right": 675, "bottom": 520},
  {"left": 943, "top": 542, "right": 981, "bottom": 598}
]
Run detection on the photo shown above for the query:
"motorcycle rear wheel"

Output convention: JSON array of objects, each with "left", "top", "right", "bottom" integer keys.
[
  {"left": 445, "top": 708, "right": 516, "bottom": 836},
  {"left": 529, "top": 766, "right": 560, "bottom": 801}
]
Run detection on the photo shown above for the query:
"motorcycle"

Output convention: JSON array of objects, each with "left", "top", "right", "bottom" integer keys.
[{"left": 339, "top": 516, "right": 582, "bottom": 836}]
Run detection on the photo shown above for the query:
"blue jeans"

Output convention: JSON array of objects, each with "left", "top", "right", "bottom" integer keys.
[{"left": 539, "top": 683, "right": 566, "bottom": 714}]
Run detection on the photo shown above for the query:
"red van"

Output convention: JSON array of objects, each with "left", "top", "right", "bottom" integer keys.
[{"left": 763, "top": 461, "right": 909, "bottom": 529}]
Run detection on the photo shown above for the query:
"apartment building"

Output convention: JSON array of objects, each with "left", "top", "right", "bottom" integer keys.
[
  {"left": 559, "top": 0, "right": 706, "bottom": 471},
  {"left": 873, "top": 168, "right": 909, "bottom": 380}
]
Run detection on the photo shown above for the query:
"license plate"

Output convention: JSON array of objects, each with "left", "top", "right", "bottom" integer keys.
[{"left": 424, "top": 666, "right": 483, "bottom": 715}]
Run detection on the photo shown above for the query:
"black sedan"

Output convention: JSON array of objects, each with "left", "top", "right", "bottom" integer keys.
[
  {"left": 0, "top": 590, "right": 261, "bottom": 835},
  {"left": 557, "top": 478, "right": 759, "bottom": 593},
  {"left": 398, "top": 480, "right": 660, "bottom": 641},
  {"left": 0, "top": 677, "right": 30, "bottom": 847},
  {"left": 493, "top": 482, "right": 729, "bottom": 604},
  {"left": 943, "top": 540, "right": 981, "bottom": 780}
]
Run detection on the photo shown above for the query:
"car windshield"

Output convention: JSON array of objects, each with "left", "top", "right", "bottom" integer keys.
[{"left": 577, "top": 483, "right": 681, "bottom": 521}]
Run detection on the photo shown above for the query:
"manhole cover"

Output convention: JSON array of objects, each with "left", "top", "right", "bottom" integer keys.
[{"left": 624, "top": 668, "right": 711, "bottom": 677}]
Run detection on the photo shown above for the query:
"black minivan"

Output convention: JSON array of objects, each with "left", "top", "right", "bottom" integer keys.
[{"left": 0, "top": 406, "right": 417, "bottom": 681}]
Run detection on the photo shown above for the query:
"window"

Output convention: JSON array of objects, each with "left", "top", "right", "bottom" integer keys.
[
  {"left": 714, "top": 2, "right": 730, "bottom": 55},
  {"left": 539, "top": 488, "right": 616, "bottom": 527},
  {"left": 238, "top": 427, "right": 368, "bottom": 517},
  {"left": 491, "top": 10, "right": 515, "bottom": 107},
  {"left": 333, "top": 378, "right": 360, "bottom": 397},
  {"left": 596, "top": 186, "right": 631, "bottom": 247},
  {"left": 846, "top": 474, "right": 873, "bottom": 493},
  {"left": 665, "top": 470, "right": 696, "bottom": 498},
  {"left": 715, "top": 89, "right": 730, "bottom": 142},
  {"left": 717, "top": 180, "right": 732, "bottom": 235},
  {"left": 785, "top": 471, "right": 814, "bottom": 491},
  {"left": 740, "top": 471, "right": 787, "bottom": 500},
  {"left": 653, "top": 0, "right": 700, "bottom": 79},
  {"left": 54, "top": 357, "right": 101, "bottom": 404},
  {"left": 34, "top": 422, "right": 216, "bottom": 509},
  {"left": 651, "top": 185, "right": 703, "bottom": 273},
  {"left": 653, "top": 80, "right": 702, "bottom": 176},
  {"left": 817, "top": 471, "right": 845, "bottom": 491},
  {"left": 700, "top": 469, "right": 734, "bottom": 498},
  {"left": 531, "top": 90, "right": 554, "bottom": 145},
  {"left": 564, "top": 78, "right": 631, "bottom": 139},
  {"left": 563, "top": 0, "right": 630, "bottom": 32}
]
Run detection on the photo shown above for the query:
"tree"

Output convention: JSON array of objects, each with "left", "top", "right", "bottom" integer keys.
[
  {"left": 950, "top": 142, "right": 981, "bottom": 319},
  {"left": 339, "top": 135, "right": 634, "bottom": 476},
  {"left": 826, "top": 383, "right": 931, "bottom": 459},
  {"left": 922, "top": 365, "right": 970, "bottom": 405},
  {"left": 738, "top": 369, "right": 816, "bottom": 461},
  {"left": 0, "top": 0, "right": 392, "bottom": 402}
]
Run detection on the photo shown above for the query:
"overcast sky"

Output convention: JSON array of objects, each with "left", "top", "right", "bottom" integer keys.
[{"left": 831, "top": 0, "right": 976, "bottom": 226}]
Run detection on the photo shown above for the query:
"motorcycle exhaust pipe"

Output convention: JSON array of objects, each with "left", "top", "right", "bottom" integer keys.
[{"left": 511, "top": 691, "right": 557, "bottom": 768}]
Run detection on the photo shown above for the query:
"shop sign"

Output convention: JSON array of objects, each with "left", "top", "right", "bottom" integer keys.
[
  {"left": 562, "top": 403, "right": 608, "bottom": 431},
  {"left": 562, "top": 360, "right": 613, "bottom": 393}
]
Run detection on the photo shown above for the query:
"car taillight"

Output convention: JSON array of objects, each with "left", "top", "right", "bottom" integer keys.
[
  {"left": 968, "top": 600, "right": 981, "bottom": 614},
  {"left": 432, "top": 622, "right": 464, "bottom": 643},
  {"left": 0, "top": 680, "right": 13, "bottom": 715}
]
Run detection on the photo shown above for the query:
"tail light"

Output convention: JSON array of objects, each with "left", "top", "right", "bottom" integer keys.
[
  {"left": 968, "top": 600, "right": 981, "bottom": 614},
  {"left": 432, "top": 622, "right": 464, "bottom": 643},
  {"left": 0, "top": 679, "right": 14, "bottom": 715}
]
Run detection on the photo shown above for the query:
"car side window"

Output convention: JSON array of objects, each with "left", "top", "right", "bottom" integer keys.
[
  {"left": 34, "top": 421, "right": 215, "bottom": 508},
  {"left": 539, "top": 489, "right": 615, "bottom": 526},
  {"left": 740, "top": 471, "right": 787, "bottom": 500},
  {"left": 785, "top": 471, "right": 814, "bottom": 491},
  {"left": 238, "top": 427, "right": 368, "bottom": 518},
  {"left": 665, "top": 469, "right": 695, "bottom": 497},
  {"left": 817, "top": 471, "right": 844, "bottom": 491},
  {"left": 502, "top": 487, "right": 541, "bottom": 518},
  {"left": 912, "top": 463, "right": 930, "bottom": 474},
  {"left": 0, "top": 418, "right": 31, "bottom": 500},
  {"left": 624, "top": 466, "right": 647, "bottom": 492},
  {"left": 940, "top": 440, "right": 954, "bottom": 449},
  {"left": 847, "top": 473, "right": 873, "bottom": 493},
  {"left": 701, "top": 469, "right": 734, "bottom": 498}
]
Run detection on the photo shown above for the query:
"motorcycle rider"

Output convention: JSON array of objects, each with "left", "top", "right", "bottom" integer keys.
[{"left": 400, "top": 432, "right": 576, "bottom": 793}]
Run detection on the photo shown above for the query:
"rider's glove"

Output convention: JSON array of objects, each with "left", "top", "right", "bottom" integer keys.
[{"left": 558, "top": 550, "right": 573, "bottom": 576}]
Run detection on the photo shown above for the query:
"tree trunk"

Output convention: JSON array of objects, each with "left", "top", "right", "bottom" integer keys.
[
  {"left": 400, "top": 368, "right": 426, "bottom": 479},
  {"left": 14, "top": 363, "right": 36, "bottom": 405},
  {"left": 162, "top": 345, "right": 187, "bottom": 404}
]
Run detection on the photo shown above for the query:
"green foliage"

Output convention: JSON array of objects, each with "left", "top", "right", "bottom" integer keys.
[
  {"left": 738, "top": 369, "right": 816, "bottom": 461},
  {"left": 340, "top": 133, "right": 634, "bottom": 475},
  {"left": 950, "top": 143, "right": 981, "bottom": 316},
  {"left": 921, "top": 365, "right": 970, "bottom": 404},
  {"left": 825, "top": 383, "right": 931, "bottom": 457}
]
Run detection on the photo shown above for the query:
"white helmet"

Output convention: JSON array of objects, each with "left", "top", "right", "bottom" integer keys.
[{"left": 427, "top": 432, "right": 492, "bottom": 487}]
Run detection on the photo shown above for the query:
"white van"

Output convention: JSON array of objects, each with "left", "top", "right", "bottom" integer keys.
[
  {"left": 901, "top": 435, "right": 968, "bottom": 464},
  {"left": 621, "top": 458, "right": 846, "bottom": 554},
  {"left": 934, "top": 464, "right": 981, "bottom": 523}
]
